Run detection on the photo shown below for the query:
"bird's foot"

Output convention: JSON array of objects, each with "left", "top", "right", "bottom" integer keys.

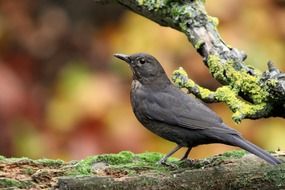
[
  {"left": 180, "top": 158, "right": 193, "bottom": 162},
  {"left": 179, "top": 156, "right": 189, "bottom": 161},
  {"left": 157, "top": 158, "right": 167, "bottom": 165},
  {"left": 179, "top": 158, "right": 194, "bottom": 166},
  {"left": 157, "top": 159, "right": 177, "bottom": 169}
]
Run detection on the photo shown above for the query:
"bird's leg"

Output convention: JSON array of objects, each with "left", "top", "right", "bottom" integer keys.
[
  {"left": 180, "top": 147, "right": 192, "bottom": 161},
  {"left": 158, "top": 145, "right": 182, "bottom": 165}
]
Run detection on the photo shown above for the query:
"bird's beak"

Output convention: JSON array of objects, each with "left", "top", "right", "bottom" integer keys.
[{"left": 114, "top": 53, "right": 131, "bottom": 64}]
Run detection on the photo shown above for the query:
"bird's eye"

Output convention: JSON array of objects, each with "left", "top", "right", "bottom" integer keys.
[{"left": 138, "top": 59, "right": 146, "bottom": 65}]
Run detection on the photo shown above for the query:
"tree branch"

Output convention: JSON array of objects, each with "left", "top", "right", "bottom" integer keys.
[
  {"left": 99, "top": 0, "right": 285, "bottom": 122},
  {"left": 1, "top": 151, "right": 284, "bottom": 189},
  {"left": 58, "top": 151, "right": 284, "bottom": 190},
  {"left": 172, "top": 67, "right": 272, "bottom": 123}
]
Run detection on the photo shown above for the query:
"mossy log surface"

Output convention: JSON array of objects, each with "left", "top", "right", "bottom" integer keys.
[{"left": 0, "top": 151, "right": 284, "bottom": 189}]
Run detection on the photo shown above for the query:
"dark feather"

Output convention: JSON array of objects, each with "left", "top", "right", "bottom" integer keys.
[{"left": 143, "top": 85, "right": 238, "bottom": 135}]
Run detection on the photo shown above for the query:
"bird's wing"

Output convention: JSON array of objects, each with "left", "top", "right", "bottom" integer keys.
[{"left": 143, "top": 86, "right": 238, "bottom": 135}]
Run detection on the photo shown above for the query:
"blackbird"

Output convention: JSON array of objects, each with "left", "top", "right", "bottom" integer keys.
[{"left": 114, "top": 53, "right": 281, "bottom": 165}]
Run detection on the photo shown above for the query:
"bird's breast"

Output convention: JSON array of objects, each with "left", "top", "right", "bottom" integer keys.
[
  {"left": 130, "top": 80, "right": 150, "bottom": 123},
  {"left": 131, "top": 80, "right": 142, "bottom": 91},
  {"left": 130, "top": 80, "right": 144, "bottom": 113}
]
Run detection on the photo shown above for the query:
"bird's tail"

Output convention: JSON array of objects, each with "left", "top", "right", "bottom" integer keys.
[{"left": 231, "top": 136, "right": 282, "bottom": 165}]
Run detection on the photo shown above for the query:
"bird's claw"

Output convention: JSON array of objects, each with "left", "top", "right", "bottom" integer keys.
[
  {"left": 157, "top": 158, "right": 167, "bottom": 165},
  {"left": 180, "top": 157, "right": 192, "bottom": 161},
  {"left": 157, "top": 159, "right": 177, "bottom": 168},
  {"left": 181, "top": 159, "right": 194, "bottom": 165},
  {"left": 179, "top": 156, "right": 188, "bottom": 161}
]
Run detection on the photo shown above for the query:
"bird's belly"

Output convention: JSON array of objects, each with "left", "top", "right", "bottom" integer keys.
[
  {"left": 141, "top": 120, "right": 220, "bottom": 147},
  {"left": 142, "top": 121, "right": 193, "bottom": 147}
]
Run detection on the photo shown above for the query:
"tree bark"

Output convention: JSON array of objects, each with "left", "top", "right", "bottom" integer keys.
[{"left": 58, "top": 153, "right": 285, "bottom": 190}]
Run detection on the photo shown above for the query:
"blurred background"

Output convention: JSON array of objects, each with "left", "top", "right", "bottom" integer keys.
[{"left": 0, "top": 0, "right": 284, "bottom": 160}]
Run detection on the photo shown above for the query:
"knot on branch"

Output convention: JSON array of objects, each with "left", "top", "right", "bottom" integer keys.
[
  {"left": 172, "top": 67, "right": 190, "bottom": 87},
  {"left": 172, "top": 67, "right": 216, "bottom": 102},
  {"left": 261, "top": 61, "right": 285, "bottom": 101}
]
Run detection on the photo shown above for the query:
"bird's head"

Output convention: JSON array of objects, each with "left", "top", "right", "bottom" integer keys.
[{"left": 114, "top": 53, "right": 170, "bottom": 85}]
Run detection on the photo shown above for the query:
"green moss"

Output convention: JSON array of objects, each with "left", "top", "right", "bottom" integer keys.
[
  {"left": 0, "top": 178, "right": 21, "bottom": 188},
  {"left": 198, "top": 88, "right": 213, "bottom": 99},
  {"left": 233, "top": 104, "right": 268, "bottom": 123},
  {"left": 0, "top": 156, "right": 64, "bottom": 167},
  {"left": 36, "top": 158, "right": 64, "bottom": 167},
  {"left": 227, "top": 66, "right": 268, "bottom": 104},
  {"left": 266, "top": 79, "right": 278, "bottom": 88},
  {"left": 134, "top": 0, "right": 205, "bottom": 34},
  {"left": 70, "top": 150, "right": 254, "bottom": 177},
  {"left": 239, "top": 74, "right": 268, "bottom": 104},
  {"left": 71, "top": 151, "right": 179, "bottom": 176},
  {"left": 0, "top": 178, "right": 32, "bottom": 189},
  {"left": 136, "top": 152, "right": 163, "bottom": 163},
  {"left": 215, "top": 86, "right": 269, "bottom": 123},
  {"left": 72, "top": 156, "right": 98, "bottom": 175},
  {"left": 1, "top": 157, "right": 33, "bottom": 165},
  {"left": 221, "top": 150, "right": 246, "bottom": 159},
  {"left": 265, "top": 79, "right": 283, "bottom": 100},
  {"left": 208, "top": 16, "right": 219, "bottom": 27},
  {"left": 205, "top": 54, "right": 274, "bottom": 122},
  {"left": 192, "top": 150, "right": 247, "bottom": 168},
  {"left": 207, "top": 55, "right": 227, "bottom": 82},
  {"left": 172, "top": 63, "right": 271, "bottom": 123},
  {"left": 194, "top": 40, "right": 204, "bottom": 49},
  {"left": 215, "top": 86, "right": 237, "bottom": 102},
  {"left": 207, "top": 54, "right": 269, "bottom": 104},
  {"left": 95, "top": 151, "right": 135, "bottom": 165},
  {"left": 172, "top": 67, "right": 190, "bottom": 87},
  {"left": 136, "top": 0, "right": 171, "bottom": 11},
  {"left": 178, "top": 150, "right": 248, "bottom": 169},
  {"left": 172, "top": 67, "right": 216, "bottom": 101},
  {"left": 265, "top": 166, "right": 285, "bottom": 187},
  {"left": 23, "top": 168, "right": 35, "bottom": 175},
  {"left": 231, "top": 173, "right": 254, "bottom": 189},
  {"left": 137, "top": 0, "right": 146, "bottom": 6},
  {"left": 0, "top": 155, "right": 5, "bottom": 160}
]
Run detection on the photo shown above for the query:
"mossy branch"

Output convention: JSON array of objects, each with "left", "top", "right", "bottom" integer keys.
[
  {"left": 1, "top": 151, "right": 284, "bottom": 189},
  {"left": 172, "top": 67, "right": 272, "bottom": 123},
  {"left": 98, "top": 0, "right": 285, "bottom": 122}
]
